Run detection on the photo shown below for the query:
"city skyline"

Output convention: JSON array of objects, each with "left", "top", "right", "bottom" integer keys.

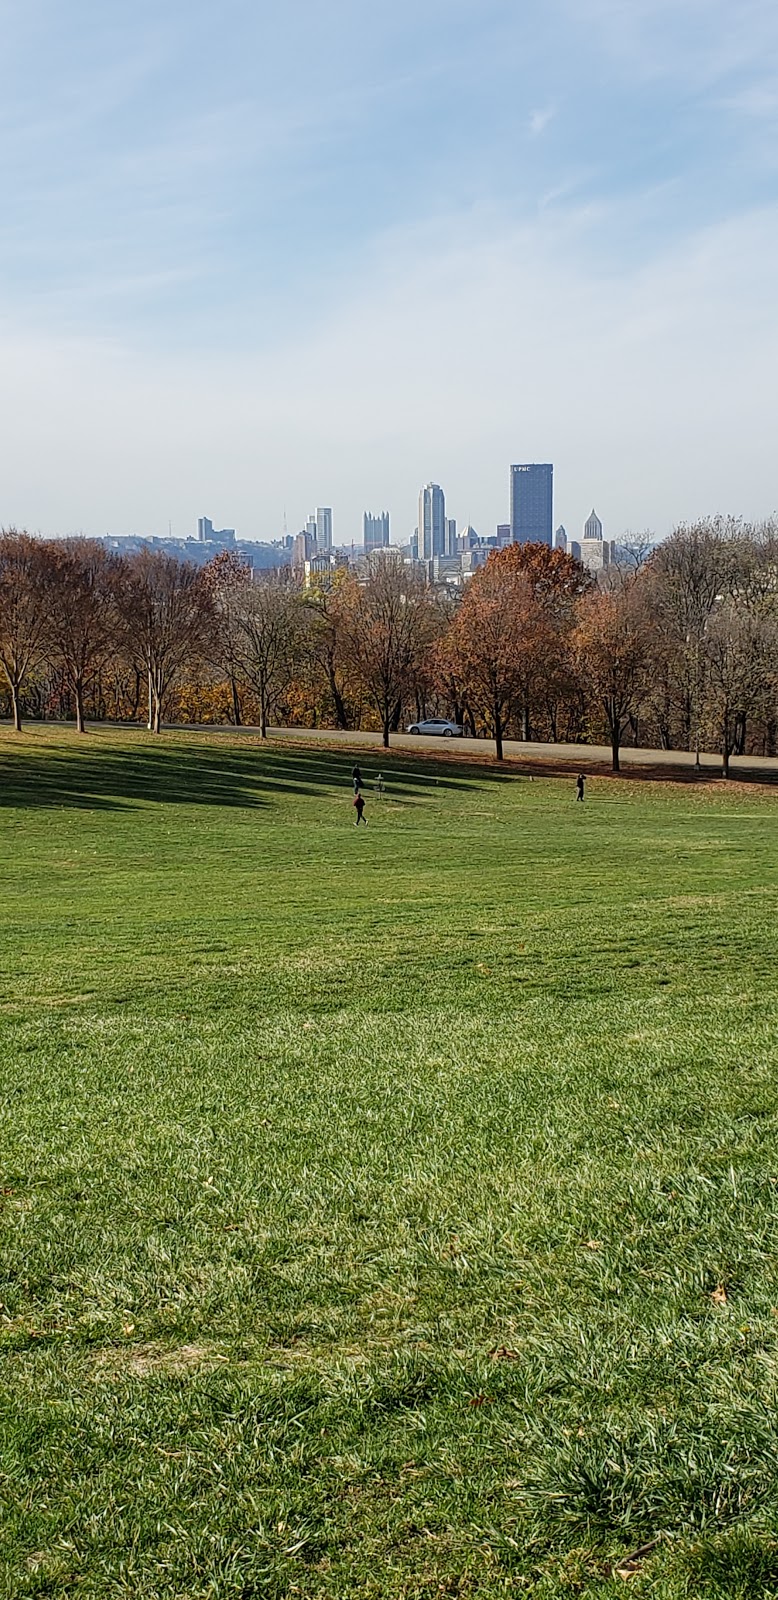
[{"left": 1, "top": 3, "right": 777, "bottom": 543}]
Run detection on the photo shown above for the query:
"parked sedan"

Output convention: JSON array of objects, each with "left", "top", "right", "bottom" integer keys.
[{"left": 406, "top": 717, "right": 464, "bottom": 737}]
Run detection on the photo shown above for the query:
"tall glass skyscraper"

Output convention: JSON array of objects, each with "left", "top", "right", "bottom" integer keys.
[
  {"left": 418, "top": 483, "right": 446, "bottom": 560},
  {"left": 363, "top": 511, "right": 390, "bottom": 552},
  {"left": 510, "top": 464, "right": 553, "bottom": 546}
]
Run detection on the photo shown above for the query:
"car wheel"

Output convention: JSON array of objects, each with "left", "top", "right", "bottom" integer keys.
[
  {"left": 410, "top": 726, "right": 420, "bottom": 734},
  {"left": 443, "top": 728, "right": 454, "bottom": 736}
]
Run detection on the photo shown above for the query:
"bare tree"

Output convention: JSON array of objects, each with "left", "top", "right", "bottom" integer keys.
[
  {"left": 344, "top": 556, "right": 438, "bottom": 749},
  {"left": 233, "top": 578, "right": 303, "bottom": 738},
  {"left": 45, "top": 540, "right": 119, "bottom": 733},
  {"left": 0, "top": 530, "right": 52, "bottom": 731},
  {"left": 703, "top": 599, "right": 772, "bottom": 776},
  {"left": 303, "top": 569, "right": 356, "bottom": 730},
  {"left": 648, "top": 519, "right": 735, "bottom": 764},
  {"left": 115, "top": 550, "right": 214, "bottom": 733},
  {"left": 202, "top": 550, "right": 253, "bottom": 725}
]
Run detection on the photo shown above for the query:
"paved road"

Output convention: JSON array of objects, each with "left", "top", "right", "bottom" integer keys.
[
  {"left": 86, "top": 720, "right": 778, "bottom": 774},
  {"left": 257, "top": 725, "right": 778, "bottom": 774}
]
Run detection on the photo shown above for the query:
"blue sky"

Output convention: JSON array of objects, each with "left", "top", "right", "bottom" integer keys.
[{"left": 2, "top": 0, "right": 777, "bottom": 543}]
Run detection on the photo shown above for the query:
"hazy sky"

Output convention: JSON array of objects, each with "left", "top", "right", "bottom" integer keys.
[{"left": 2, "top": 0, "right": 777, "bottom": 545}]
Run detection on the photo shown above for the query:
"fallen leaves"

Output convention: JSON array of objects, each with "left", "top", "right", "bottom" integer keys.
[{"left": 710, "top": 1285, "right": 728, "bottom": 1308}]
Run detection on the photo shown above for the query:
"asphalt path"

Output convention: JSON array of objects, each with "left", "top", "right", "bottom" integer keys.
[{"left": 225, "top": 724, "right": 778, "bottom": 774}]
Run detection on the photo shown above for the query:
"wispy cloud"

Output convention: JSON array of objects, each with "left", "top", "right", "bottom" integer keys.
[{"left": 529, "top": 104, "right": 556, "bottom": 137}]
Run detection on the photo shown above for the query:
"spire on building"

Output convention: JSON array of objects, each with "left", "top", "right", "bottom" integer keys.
[{"left": 584, "top": 509, "right": 603, "bottom": 541}]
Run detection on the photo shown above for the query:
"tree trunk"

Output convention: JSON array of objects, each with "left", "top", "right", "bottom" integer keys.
[
  {"left": 382, "top": 715, "right": 390, "bottom": 749},
  {"left": 520, "top": 705, "right": 529, "bottom": 742},
  {"left": 328, "top": 669, "right": 349, "bottom": 730},
  {"left": 230, "top": 673, "right": 242, "bottom": 726},
  {"left": 75, "top": 680, "right": 86, "bottom": 734},
  {"left": 610, "top": 729, "right": 620, "bottom": 772},
  {"left": 10, "top": 681, "right": 22, "bottom": 732},
  {"left": 152, "top": 698, "right": 162, "bottom": 734},
  {"left": 494, "top": 703, "right": 504, "bottom": 761},
  {"left": 147, "top": 668, "right": 154, "bottom": 731},
  {"left": 260, "top": 690, "right": 268, "bottom": 739}
]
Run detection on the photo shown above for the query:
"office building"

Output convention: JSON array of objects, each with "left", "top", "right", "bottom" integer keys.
[
  {"left": 197, "top": 516, "right": 235, "bottom": 545},
  {"left": 553, "top": 524, "right": 567, "bottom": 551},
  {"left": 509, "top": 463, "right": 553, "bottom": 546},
  {"left": 314, "top": 507, "right": 332, "bottom": 551},
  {"left": 496, "top": 523, "right": 511, "bottom": 548},
  {"left": 364, "top": 511, "right": 390, "bottom": 552},
  {"left": 446, "top": 518, "right": 457, "bottom": 557},
  {"left": 584, "top": 509, "right": 603, "bottom": 542},
  {"left": 418, "top": 483, "right": 446, "bottom": 561}
]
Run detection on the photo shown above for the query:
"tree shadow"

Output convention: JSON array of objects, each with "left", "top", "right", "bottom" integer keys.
[{"left": 0, "top": 731, "right": 490, "bottom": 812}]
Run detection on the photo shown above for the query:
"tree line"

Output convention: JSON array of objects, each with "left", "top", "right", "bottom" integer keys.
[{"left": 1, "top": 519, "right": 776, "bottom": 772}]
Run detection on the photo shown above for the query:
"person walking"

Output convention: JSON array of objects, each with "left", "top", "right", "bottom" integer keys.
[
  {"left": 351, "top": 763, "right": 363, "bottom": 793},
  {"left": 353, "top": 792, "right": 367, "bottom": 826},
  {"left": 576, "top": 773, "right": 586, "bottom": 802}
]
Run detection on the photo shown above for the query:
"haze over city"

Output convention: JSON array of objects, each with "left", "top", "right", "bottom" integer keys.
[{"left": 2, "top": 0, "right": 778, "bottom": 543}]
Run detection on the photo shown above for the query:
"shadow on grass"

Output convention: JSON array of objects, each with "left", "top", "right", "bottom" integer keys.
[{"left": 0, "top": 731, "right": 492, "bottom": 812}]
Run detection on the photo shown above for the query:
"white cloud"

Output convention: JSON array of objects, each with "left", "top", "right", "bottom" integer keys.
[{"left": 529, "top": 105, "right": 556, "bottom": 137}]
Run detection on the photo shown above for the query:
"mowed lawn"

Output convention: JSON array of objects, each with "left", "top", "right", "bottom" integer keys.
[{"left": 2, "top": 729, "right": 778, "bottom": 1600}]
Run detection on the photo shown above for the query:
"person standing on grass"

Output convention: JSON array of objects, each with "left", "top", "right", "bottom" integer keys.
[
  {"left": 576, "top": 773, "right": 586, "bottom": 802},
  {"left": 352, "top": 763, "right": 363, "bottom": 793},
  {"left": 353, "top": 792, "right": 367, "bottom": 826}
]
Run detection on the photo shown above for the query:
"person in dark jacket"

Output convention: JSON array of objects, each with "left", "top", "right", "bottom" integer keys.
[
  {"left": 351, "top": 763, "right": 363, "bottom": 793},
  {"left": 353, "top": 793, "right": 367, "bottom": 826},
  {"left": 576, "top": 773, "right": 586, "bottom": 802}
]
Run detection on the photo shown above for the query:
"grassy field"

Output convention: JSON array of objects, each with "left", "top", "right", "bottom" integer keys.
[{"left": 2, "top": 727, "right": 778, "bottom": 1599}]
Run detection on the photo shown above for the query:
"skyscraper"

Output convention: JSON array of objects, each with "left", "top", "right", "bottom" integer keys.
[
  {"left": 314, "top": 507, "right": 332, "bottom": 551},
  {"left": 364, "top": 511, "right": 390, "bottom": 552},
  {"left": 418, "top": 483, "right": 446, "bottom": 561},
  {"left": 584, "top": 509, "right": 603, "bottom": 541},
  {"left": 510, "top": 463, "right": 553, "bottom": 546}
]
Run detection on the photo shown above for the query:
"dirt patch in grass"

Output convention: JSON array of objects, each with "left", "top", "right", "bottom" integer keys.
[{"left": 93, "top": 1340, "right": 229, "bottom": 1379}]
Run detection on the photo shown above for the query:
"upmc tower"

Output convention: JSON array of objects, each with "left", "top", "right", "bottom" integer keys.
[{"left": 510, "top": 463, "right": 553, "bottom": 546}]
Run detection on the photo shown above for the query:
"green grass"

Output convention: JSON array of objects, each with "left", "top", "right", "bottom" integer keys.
[{"left": 2, "top": 726, "right": 778, "bottom": 1599}]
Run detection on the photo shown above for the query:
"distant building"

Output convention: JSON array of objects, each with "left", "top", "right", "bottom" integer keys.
[
  {"left": 510, "top": 463, "right": 553, "bottom": 545},
  {"left": 446, "top": 518, "right": 457, "bottom": 557},
  {"left": 197, "top": 516, "right": 234, "bottom": 544},
  {"left": 569, "top": 540, "right": 582, "bottom": 561},
  {"left": 553, "top": 524, "right": 567, "bottom": 551},
  {"left": 364, "top": 511, "right": 390, "bottom": 552},
  {"left": 293, "top": 529, "right": 317, "bottom": 567},
  {"left": 496, "top": 523, "right": 511, "bottom": 548},
  {"left": 580, "top": 508, "right": 615, "bottom": 573},
  {"left": 510, "top": 463, "right": 553, "bottom": 546},
  {"left": 314, "top": 507, "right": 332, "bottom": 551},
  {"left": 418, "top": 483, "right": 446, "bottom": 561}
]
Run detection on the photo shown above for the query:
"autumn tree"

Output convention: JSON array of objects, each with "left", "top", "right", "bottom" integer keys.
[
  {"left": 45, "top": 539, "right": 120, "bottom": 733},
  {"left": 445, "top": 560, "right": 539, "bottom": 759},
  {"left": 115, "top": 550, "right": 214, "bottom": 733},
  {"left": 573, "top": 581, "right": 653, "bottom": 771},
  {"left": 343, "top": 556, "right": 438, "bottom": 748},
  {"left": 483, "top": 541, "right": 591, "bottom": 740},
  {"left": 0, "top": 530, "right": 52, "bottom": 731}
]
